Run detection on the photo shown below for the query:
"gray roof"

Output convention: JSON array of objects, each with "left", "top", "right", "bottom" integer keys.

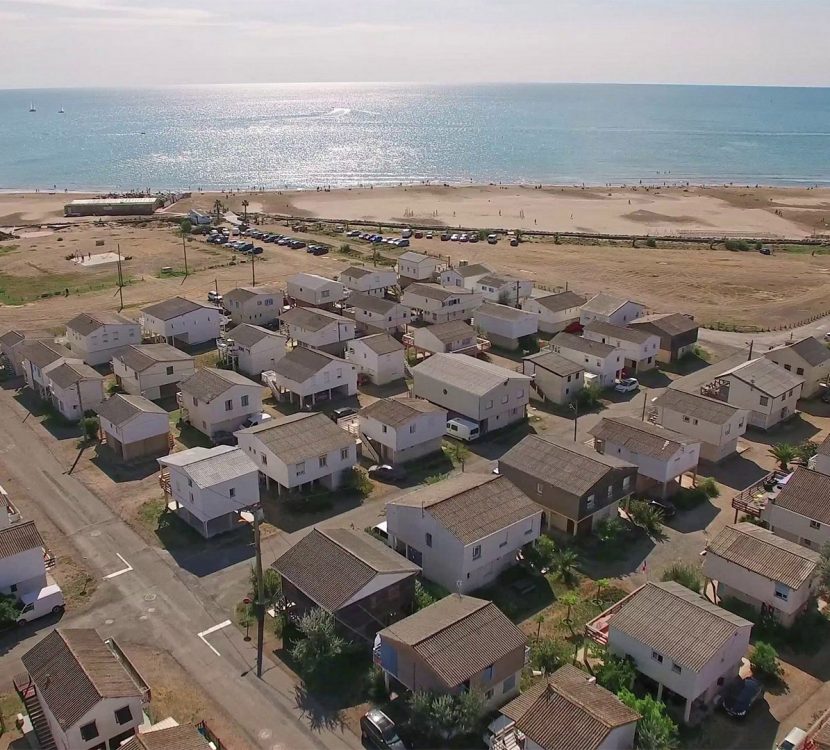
[
  {"left": 582, "top": 293, "right": 639, "bottom": 317},
  {"left": 272, "top": 346, "right": 344, "bottom": 383},
  {"left": 707, "top": 522, "right": 820, "bottom": 589},
  {"left": 477, "top": 273, "right": 522, "bottom": 288},
  {"left": 772, "top": 467, "right": 830, "bottom": 524},
  {"left": 584, "top": 320, "right": 654, "bottom": 345},
  {"left": 273, "top": 527, "right": 420, "bottom": 612},
  {"left": 224, "top": 283, "right": 283, "bottom": 303},
  {"left": 766, "top": 336, "right": 830, "bottom": 368},
  {"left": 237, "top": 412, "right": 354, "bottom": 465},
  {"left": 141, "top": 296, "right": 212, "bottom": 321},
  {"left": 179, "top": 367, "right": 260, "bottom": 402},
  {"left": 404, "top": 283, "right": 473, "bottom": 302},
  {"left": 22, "top": 629, "right": 143, "bottom": 729},
  {"left": 818, "top": 435, "right": 830, "bottom": 458},
  {"left": 66, "top": 311, "right": 136, "bottom": 336},
  {"left": 398, "top": 251, "right": 434, "bottom": 264},
  {"left": 419, "top": 320, "right": 476, "bottom": 344},
  {"left": 476, "top": 302, "right": 535, "bottom": 322},
  {"left": 0, "top": 520, "right": 44, "bottom": 560},
  {"left": 500, "top": 434, "right": 636, "bottom": 497},
  {"left": 120, "top": 725, "right": 211, "bottom": 750},
  {"left": 281, "top": 306, "right": 350, "bottom": 332},
  {"left": 378, "top": 596, "right": 526, "bottom": 689},
  {"left": 287, "top": 272, "right": 339, "bottom": 290},
  {"left": 114, "top": 343, "right": 194, "bottom": 372},
  {"left": 349, "top": 293, "right": 401, "bottom": 315},
  {"left": 0, "top": 330, "right": 25, "bottom": 348},
  {"left": 413, "top": 353, "right": 529, "bottom": 396},
  {"left": 524, "top": 350, "right": 583, "bottom": 377},
  {"left": 722, "top": 357, "right": 804, "bottom": 397},
  {"left": 19, "top": 340, "right": 74, "bottom": 369},
  {"left": 552, "top": 332, "right": 617, "bottom": 358},
  {"left": 97, "top": 393, "right": 167, "bottom": 428},
  {"left": 46, "top": 361, "right": 102, "bottom": 389},
  {"left": 529, "top": 291, "right": 587, "bottom": 313},
  {"left": 589, "top": 416, "right": 695, "bottom": 460},
  {"left": 352, "top": 333, "right": 405, "bottom": 355},
  {"left": 390, "top": 474, "right": 540, "bottom": 545},
  {"left": 158, "top": 445, "right": 257, "bottom": 487},
  {"left": 226, "top": 324, "right": 284, "bottom": 348},
  {"left": 360, "top": 397, "right": 445, "bottom": 427},
  {"left": 341, "top": 266, "right": 373, "bottom": 280},
  {"left": 653, "top": 388, "right": 741, "bottom": 425},
  {"left": 456, "top": 263, "right": 492, "bottom": 278},
  {"left": 501, "top": 665, "right": 640, "bottom": 750},
  {"left": 630, "top": 313, "right": 698, "bottom": 338},
  {"left": 608, "top": 581, "right": 751, "bottom": 672}
]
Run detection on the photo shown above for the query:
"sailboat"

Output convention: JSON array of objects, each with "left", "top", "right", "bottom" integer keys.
[
  {"left": 58, "top": 106, "right": 65, "bottom": 114},
  {"left": 28, "top": 101, "right": 36, "bottom": 112}
]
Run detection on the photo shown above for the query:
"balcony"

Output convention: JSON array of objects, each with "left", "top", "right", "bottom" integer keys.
[
  {"left": 584, "top": 587, "right": 644, "bottom": 645},
  {"left": 0, "top": 485, "right": 21, "bottom": 525},
  {"left": 730, "top": 469, "right": 791, "bottom": 520}
]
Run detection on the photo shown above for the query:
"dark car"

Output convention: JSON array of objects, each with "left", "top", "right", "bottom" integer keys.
[
  {"left": 312, "top": 247, "right": 329, "bottom": 256},
  {"left": 368, "top": 464, "right": 406, "bottom": 481},
  {"left": 440, "top": 233, "right": 450, "bottom": 241},
  {"left": 293, "top": 241, "right": 306, "bottom": 249},
  {"left": 330, "top": 407, "right": 357, "bottom": 421},
  {"left": 360, "top": 708, "right": 406, "bottom": 750},
  {"left": 212, "top": 431, "right": 237, "bottom": 447},
  {"left": 723, "top": 678, "right": 763, "bottom": 718},
  {"left": 648, "top": 499, "right": 677, "bottom": 519},
  {"left": 252, "top": 246, "right": 264, "bottom": 255}
]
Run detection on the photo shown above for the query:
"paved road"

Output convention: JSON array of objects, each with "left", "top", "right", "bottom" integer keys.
[
  {"left": 699, "top": 313, "right": 830, "bottom": 351},
  {"left": 0, "top": 393, "right": 361, "bottom": 750}
]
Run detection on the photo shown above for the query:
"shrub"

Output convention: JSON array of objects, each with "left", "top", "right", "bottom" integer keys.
[
  {"left": 618, "top": 689, "right": 679, "bottom": 750},
  {"left": 660, "top": 562, "right": 703, "bottom": 593},
  {"left": 725, "top": 238, "right": 751, "bottom": 252},
  {"left": 750, "top": 641, "right": 782, "bottom": 679},
  {"left": 366, "top": 665, "right": 388, "bottom": 702},
  {"left": 414, "top": 580, "right": 437, "bottom": 611},
  {"left": 344, "top": 467, "right": 373, "bottom": 498},
  {"left": 595, "top": 516, "right": 626, "bottom": 545},
  {"left": 518, "top": 334, "right": 541, "bottom": 354},
  {"left": 576, "top": 381, "right": 603, "bottom": 409},
  {"left": 671, "top": 486, "right": 707, "bottom": 510},
  {"left": 289, "top": 608, "right": 347, "bottom": 678},
  {"left": 645, "top": 238, "right": 657, "bottom": 248},
  {"left": 530, "top": 637, "right": 571, "bottom": 673},
  {"left": 526, "top": 535, "right": 557, "bottom": 571},
  {"left": 628, "top": 499, "right": 663, "bottom": 535},
  {"left": 697, "top": 477, "right": 720, "bottom": 499},
  {"left": 81, "top": 416, "right": 99, "bottom": 441},
  {"left": 0, "top": 594, "right": 19, "bottom": 626},
  {"left": 179, "top": 218, "right": 192, "bottom": 235},
  {"left": 596, "top": 653, "right": 637, "bottom": 693}
]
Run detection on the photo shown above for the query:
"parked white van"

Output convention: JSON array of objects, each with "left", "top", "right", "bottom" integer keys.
[
  {"left": 17, "top": 584, "right": 65, "bottom": 625},
  {"left": 445, "top": 417, "right": 481, "bottom": 442}
]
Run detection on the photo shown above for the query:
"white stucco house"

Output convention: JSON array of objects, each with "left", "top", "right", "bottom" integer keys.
[
  {"left": 358, "top": 397, "right": 447, "bottom": 465},
  {"left": 286, "top": 273, "right": 346, "bottom": 308},
  {"left": 64, "top": 311, "right": 140, "bottom": 366},
  {"left": 140, "top": 297, "right": 222, "bottom": 347},
  {"left": 18, "top": 340, "right": 81, "bottom": 399},
  {"left": 0, "top": 520, "right": 48, "bottom": 596},
  {"left": 522, "top": 349, "right": 584, "bottom": 405},
  {"left": 589, "top": 415, "right": 701, "bottom": 498},
  {"left": 763, "top": 336, "right": 830, "bottom": 399},
  {"left": 97, "top": 393, "right": 171, "bottom": 462},
  {"left": 474, "top": 302, "right": 539, "bottom": 351},
  {"left": 112, "top": 343, "right": 195, "bottom": 401},
  {"left": 219, "top": 324, "right": 288, "bottom": 377},
  {"left": 412, "top": 353, "right": 531, "bottom": 434},
  {"left": 473, "top": 274, "right": 533, "bottom": 306},
  {"left": 236, "top": 412, "right": 357, "bottom": 494},
  {"left": 345, "top": 333, "right": 405, "bottom": 385},
  {"left": 263, "top": 347, "right": 358, "bottom": 407},
  {"left": 222, "top": 283, "right": 284, "bottom": 326},
  {"left": 761, "top": 467, "right": 830, "bottom": 550},
  {"left": 583, "top": 321, "right": 660, "bottom": 373},
  {"left": 408, "top": 320, "right": 482, "bottom": 357},
  {"left": 704, "top": 522, "right": 820, "bottom": 627},
  {"left": 652, "top": 389, "right": 747, "bottom": 463},
  {"left": 438, "top": 263, "right": 492, "bottom": 290},
  {"left": 396, "top": 251, "right": 447, "bottom": 284},
  {"left": 550, "top": 332, "right": 623, "bottom": 388},
  {"left": 159, "top": 445, "right": 259, "bottom": 538},
  {"left": 44, "top": 361, "right": 105, "bottom": 420},
  {"left": 521, "top": 291, "right": 587, "bottom": 335},
  {"left": 0, "top": 329, "right": 33, "bottom": 377},
  {"left": 401, "top": 283, "right": 482, "bottom": 324},
  {"left": 339, "top": 266, "right": 398, "bottom": 297},
  {"left": 177, "top": 367, "right": 263, "bottom": 439},
  {"left": 580, "top": 294, "right": 646, "bottom": 327},
  {"left": 386, "top": 473, "right": 542, "bottom": 593},
  {"left": 349, "top": 293, "right": 411, "bottom": 333},
  {"left": 586, "top": 581, "right": 753, "bottom": 723},
  {"left": 279, "top": 307, "right": 355, "bottom": 355}
]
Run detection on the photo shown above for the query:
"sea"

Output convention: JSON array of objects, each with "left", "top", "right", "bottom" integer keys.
[{"left": 1, "top": 83, "right": 830, "bottom": 191}]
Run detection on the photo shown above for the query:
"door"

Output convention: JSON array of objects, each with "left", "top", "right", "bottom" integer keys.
[{"left": 407, "top": 546, "right": 423, "bottom": 566}]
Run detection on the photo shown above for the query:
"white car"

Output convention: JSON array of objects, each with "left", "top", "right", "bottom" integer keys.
[
  {"left": 450, "top": 233, "right": 459, "bottom": 241},
  {"left": 776, "top": 728, "right": 807, "bottom": 750},
  {"left": 426, "top": 232, "right": 433, "bottom": 239},
  {"left": 615, "top": 377, "right": 640, "bottom": 393}
]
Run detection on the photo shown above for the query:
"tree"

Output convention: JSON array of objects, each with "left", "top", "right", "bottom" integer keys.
[
  {"left": 795, "top": 440, "right": 819, "bottom": 464},
  {"left": 527, "top": 535, "right": 557, "bottom": 572},
  {"left": 594, "top": 578, "right": 611, "bottom": 603},
  {"left": 552, "top": 547, "right": 580, "bottom": 585},
  {"left": 596, "top": 653, "right": 637, "bottom": 694},
  {"left": 769, "top": 443, "right": 797, "bottom": 471},
  {"left": 531, "top": 637, "right": 570, "bottom": 673},
  {"left": 750, "top": 641, "right": 782, "bottom": 679},
  {"left": 455, "top": 690, "right": 486, "bottom": 736},
  {"left": 0, "top": 594, "right": 19, "bottom": 626},
  {"left": 518, "top": 334, "right": 540, "bottom": 354},
  {"left": 559, "top": 591, "right": 580, "bottom": 624},
  {"left": 250, "top": 566, "right": 282, "bottom": 607},
  {"left": 618, "top": 689, "right": 679, "bottom": 750},
  {"left": 179, "top": 218, "right": 192, "bottom": 236},
  {"left": 81, "top": 416, "right": 99, "bottom": 442},
  {"left": 444, "top": 440, "right": 471, "bottom": 472},
  {"left": 289, "top": 608, "right": 346, "bottom": 676},
  {"left": 660, "top": 562, "right": 703, "bottom": 594},
  {"left": 534, "top": 613, "right": 545, "bottom": 641},
  {"left": 241, "top": 199, "right": 249, "bottom": 222},
  {"left": 819, "top": 543, "right": 830, "bottom": 592},
  {"left": 213, "top": 199, "right": 223, "bottom": 220},
  {"left": 414, "top": 580, "right": 437, "bottom": 611},
  {"left": 628, "top": 499, "right": 663, "bottom": 536},
  {"left": 697, "top": 477, "right": 720, "bottom": 499}
]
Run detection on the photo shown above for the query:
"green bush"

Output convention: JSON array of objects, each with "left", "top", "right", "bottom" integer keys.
[
  {"left": 671, "top": 486, "right": 707, "bottom": 510},
  {"left": 81, "top": 416, "right": 99, "bottom": 441},
  {"left": 530, "top": 637, "right": 571, "bottom": 673},
  {"left": 576, "top": 381, "right": 603, "bottom": 409},
  {"left": 645, "top": 238, "right": 657, "bottom": 248},
  {"left": 750, "top": 641, "right": 782, "bottom": 679},
  {"left": 660, "top": 562, "right": 703, "bottom": 593},
  {"left": 344, "top": 467, "right": 373, "bottom": 498},
  {"left": 596, "top": 653, "right": 637, "bottom": 693},
  {"left": 595, "top": 516, "right": 627, "bottom": 545},
  {"left": 414, "top": 580, "right": 437, "bottom": 611},
  {"left": 698, "top": 477, "right": 720, "bottom": 498},
  {"left": 0, "top": 594, "right": 20, "bottom": 626},
  {"left": 518, "top": 334, "right": 541, "bottom": 354},
  {"left": 725, "top": 238, "right": 751, "bottom": 252}
]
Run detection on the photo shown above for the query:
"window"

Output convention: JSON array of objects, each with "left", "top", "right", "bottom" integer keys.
[
  {"left": 503, "top": 674, "right": 516, "bottom": 693},
  {"left": 525, "top": 522, "right": 534, "bottom": 535},
  {"left": 409, "top": 423, "right": 416, "bottom": 434},
  {"left": 485, "top": 688, "right": 494, "bottom": 701},
  {"left": 341, "top": 448, "right": 349, "bottom": 460},
  {"left": 501, "top": 394, "right": 509, "bottom": 404},
  {"left": 225, "top": 399, "right": 233, "bottom": 411},
  {"left": 425, "top": 533, "right": 432, "bottom": 547},
  {"left": 671, "top": 662, "right": 682, "bottom": 674},
  {"left": 321, "top": 290, "right": 330, "bottom": 298},
  {"left": 810, "top": 519, "right": 821, "bottom": 530},
  {"left": 607, "top": 486, "right": 613, "bottom": 500},
  {"left": 187, "top": 478, "right": 193, "bottom": 488},
  {"left": 192, "top": 397, "right": 199, "bottom": 406},
  {"left": 382, "top": 425, "right": 388, "bottom": 433},
  {"left": 622, "top": 477, "right": 631, "bottom": 491},
  {"left": 725, "top": 424, "right": 731, "bottom": 435},
  {"left": 472, "top": 545, "right": 482, "bottom": 560},
  {"left": 486, "top": 400, "right": 494, "bottom": 409},
  {"left": 784, "top": 364, "right": 792, "bottom": 371},
  {"left": 261, "top": 454, "right": 268, "bottom": 465},
  {"left": 229, "top": 487, "right": 236, "bottom": 498},
  {"left": 774, "top": 581, "right": 790, "bottom": 601},
  {"left": 760, "top": 396, "right": 769, "bottom": 407},
  {"left": 241, "top": 394, "right": 249, "bottom": 407},
  {"left": 586, "top": 494, "right": 595, "bottom": 509},
  {"left": 682, "top": 415, "right": 690, "bottom": 423},
  {"left": 797, "top": 367, "right": 804, "bottom": 376},
  {"left": 651, "top": 651, "right": 663, "bottom": 663},
  {"left": 166, "top": 366, "right": 174, "bottom": 375},
  {"left": 536, "top": 483, "right": 544, "bottom": 495},
  {"left": 296, "top": 461, "right": 305, "bottom": 476},
  {"left": 80, "top": 722, "right": 99, "bottom": 741},
  {"left": 114, "top": 705, "right": 133, "bottom": 725},
  {"left": 483, "top": 664, "right": 494, "bottom": 682},
  {"left": 319, "top": 455, "right": 328, "bottom": 468}
]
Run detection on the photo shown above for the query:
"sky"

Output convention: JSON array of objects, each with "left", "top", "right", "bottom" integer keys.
[{"left": 1, "top": 0, "right": 829, "bottom": 89}]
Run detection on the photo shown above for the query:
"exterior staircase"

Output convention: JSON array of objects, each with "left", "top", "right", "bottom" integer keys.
[{"left": 14, "top": 673, "right": 57, "bottom": 750}]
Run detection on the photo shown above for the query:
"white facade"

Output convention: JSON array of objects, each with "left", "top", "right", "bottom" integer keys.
[
  {"left": 98, "top": 408, "right": 169, "bottom": 450},
  {"left": 223, "top": 285, "right": 283, "bottom": 326},
  {"left": 141, "top": 304, "right": 222, "bottom": 347},
  {"left": 0, "top": 523, "right": 47, "bottom": 596},
  {"left": 473, "top": 276, "right": 533, "bottom": 306},
  {"left": 65, "top": 317, "right": 141, "bottom": 366},
  {"left": 340, "top": 268, "right": 398, "bottom": 296},
  {"left": 522, "top": 354, "right": 584, "bottom": 405},
  {"left": 401, "top": 284, "right": 483, "bottom": 324},
  {"left": 44, "top": 364, "right": 105, "bottom": 421},
  {"left": 583, "top": 324, "right": 660, "bottom": 373},
  {"left": 410, "top": 324, "right": 478, "bottom": 355},
  {"left": 580, "top": 296, "right": 646, "bottom": 327},
  {"left": 763, "top": 339, "right": 830, "bottom": 399},
  {"left": 720, "top": 364, "right": 803, "bottom": 430},
  {"left": 223, "top": 328, "right": 288, "bottom": 377},
  {"left": 351, "top": 296, "right": 411, "bottom": 333},
  {"left": 265, "top": 350, "right": 359, "bottom": 404},
  {"left": 358, "top": 400, "right": 447, "bottom": 464},
  {"left": 112, "top": 346, "right": 195, "bottom": 401},
  {"left": 286, "top": 273, "right": 347, "bottom": 307},
  {"left": 346, "top": 337, "right": 406, "bottom": 385},
  {"left": 520, "top": 293, "right": 585, "bottom": 335},
  {"left": 763, "top": 503, "right": 830, "bottom": 550},
  {"left": 45, "top": 694, "right": 144, "bottom": 750},
  {"left": 280, "top": 309, "right": 356, "bottom": 353},
  {"left": 474, "top": 304, "right": 539, "bottom": 350},
  {"left": 550, "top": 335, "right": 623, "bottom": 388},
  {"left": 396, "top": 253, "right": 447, "bottom": 281},
  {"left": 178, "top": 370, "right": 263, "bottom": 438}
]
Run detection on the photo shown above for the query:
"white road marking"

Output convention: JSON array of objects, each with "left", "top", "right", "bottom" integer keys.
[
  {"left": 197, "top": 619, "right": 232, "bottom": 656},
  {"left": 103, "top": 553, "right": 133, "bottom": 579}
]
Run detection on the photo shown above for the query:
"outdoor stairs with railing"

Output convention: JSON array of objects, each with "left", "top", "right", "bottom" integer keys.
[{"left": 14, "top": 673, "right": 57, "bottom": 750}]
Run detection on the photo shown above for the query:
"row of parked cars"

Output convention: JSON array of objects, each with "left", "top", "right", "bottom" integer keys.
[{"left": 345, "top": 230, "right": 411, "bottom": 248}]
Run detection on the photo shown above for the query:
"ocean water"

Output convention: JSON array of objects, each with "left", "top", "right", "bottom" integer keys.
[{"left": 1, "top": 83, "right": 830, "bottom": 191}]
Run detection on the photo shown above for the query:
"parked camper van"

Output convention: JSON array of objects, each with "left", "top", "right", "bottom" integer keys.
[
  {"left": 445, "top": 417, "right": 481, "bottom": 442},
  {"left": 17, "top": 584, "right": 65, "bottom": 625}
]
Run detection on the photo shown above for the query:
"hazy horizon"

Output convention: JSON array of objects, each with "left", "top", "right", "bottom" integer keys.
[{"left": 1, "top": 0, "right": 829, "bottom": 89}]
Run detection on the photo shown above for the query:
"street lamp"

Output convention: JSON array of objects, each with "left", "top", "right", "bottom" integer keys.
[
  {"left": 568, "top": 400, "right": 578, "bottom": 442},
  {"left": 240, "top": 506, "right": 265, "bottom": 678}
]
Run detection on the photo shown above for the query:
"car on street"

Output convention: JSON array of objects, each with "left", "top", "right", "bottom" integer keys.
[
  {"left": 207, "top": 290, "right": 222, "bottom": 304},
  {"left": 615, "top": 377, "right": 640, "bottom": 393},
  {"left": 648, "top": 499, "right": 677, "bottom": 519},
  {"left": 347, "top": 229, "right": 361, "bottom": 237},
  {"left": 330, "top": 406, "right": 357, "bottom": 421},
  {"left": 241, "top": 413, "right": 272, "bottom": 428},
  {"left": 722, "top": 677, "right": 763, "bottom": 718},
  {"left": 450, "top": 233, "right": 459, "bottom": 241},
  {"left": 368, "top": 464, "right": 406, "bottom": 481},
  {"left": 360, "top": 708, "right": 407, "bottom": 749},
  {"left": 426, "top": 232, "right": 433, "bottom": 239},
  {"left": 440, "top": 233, "right": 450, "bottom": 241},
  {"left": 509, "top": 238, "right": 519, "bottom": 247},
  {"left": 776, "top": 728, "right": 807, "bottom": 750},
  {"left": 212, "top": 431, "right": 237, "bottom": 446}
]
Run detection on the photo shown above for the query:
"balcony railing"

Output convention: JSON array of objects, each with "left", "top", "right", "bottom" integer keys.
[{"left": 730, "top": 469, "right": 791, "bottom": 520}]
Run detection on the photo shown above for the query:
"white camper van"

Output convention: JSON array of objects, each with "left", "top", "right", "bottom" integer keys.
[
  {"left": 445, "top": 417, "right": 481, "bottom": 442},
  {"left": 16, "top": 584, "right": 65, "bottom": 625}
]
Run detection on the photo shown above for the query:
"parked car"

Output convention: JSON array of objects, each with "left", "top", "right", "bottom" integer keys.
[
  {"left": 16, "top": 585, "right": 65, "bottom": 626},
  {"left": 212, "top": 431, "right": 237, "bottom": 446},
  {"left": 207, "top": 290, "right": 222, "bottom": 303},
  {"left": 312, "top": 247, "right": 329, "bottom": 256},
  {"left": 722, "top": 678, "right": 763, "bottom": 718},
  {"left": 440, "top": 233, "right": 450, "bottom": 241},
  {"left": 242, "top": 413, "right": 273, "bottom": 428},
  {"left": 446, "top": 417, "right": 480, "bottom": 441},
  {"left": 330, "top": 407, "right": 357, "bottom": 421},
  {"left": 347, "top": 230, "right": 361, "bottom": 237},
  {"left": 509, "top": 238, "right": 519, "bottom": 247},
  {"left": 648, "top": 499, "right": 677, "bottom": 519},
  {"left": 426, "top": 232, "right": 433, "bottom": 239},
  {"left": 360, "top": 708, "right": 406, "bottom": 750},
  {"left": 469, "top": 234, "right": 479, "bottom": 243},
  {"left": 776, "top": 728, "right": 807, "bottom": 750},
  {"left": 487, "top": 234, "right": 498, "bottom": 244},
  {"left": 615, "top": 377, "right": 640, "bottom": 393},
  {"left": 368, "top": 464, "right": 406, "bottom": 481},
  {"left": 450, "top": 233, "right": 459, "bottom": 241}
]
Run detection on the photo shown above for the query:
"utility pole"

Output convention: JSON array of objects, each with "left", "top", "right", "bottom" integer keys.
[
  {"left": 641, "top": 388, "right": 648, "bottom": 421},
  {"left": 75, "top": 379, "right": 85, "bottom": 425},
  {"left": 214, "top": 278, "right": 219, "bottom": 294},
  {"left": 569, "top": 400, "right": 578, "bottom": 442},
  {"left": 251, "top": 247, "right": 256, "bottom": 286},
  {"left": 515, "top": 279, "right": 520, "bottom": 308},
  {"left": 182, "top": 234, "right": 189, "bottom": 277},
  {"left": 746, "top": 339, "right": 754, "bottom": 361},
  {"left": 116, "top": 244, "right": 124, "bottom": 310},
  {"left": 253, "top": 508, "right": 265, "bottom": 678}
]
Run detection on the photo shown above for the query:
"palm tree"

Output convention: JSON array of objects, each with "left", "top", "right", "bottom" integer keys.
[
  {"left": 534, "top": 613, "right": 545, "bottom": 641},
  {"left": 594, "top": 578, "right": 610, "bottom": 604},
  {"left": 560, "top": 591, "right": 580, "bottom": 624},
  {"left": 769, "top": 442, "right": 797, "bottom": 471},
  {"left": 444, "top": 441, "right": 471, "bottom": 472},
  {"left": 553, "top": 548, "right": 579, "bottom": 585},
  {"left": 241, "top": 199, "right": 249, "bottom": 223}
]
